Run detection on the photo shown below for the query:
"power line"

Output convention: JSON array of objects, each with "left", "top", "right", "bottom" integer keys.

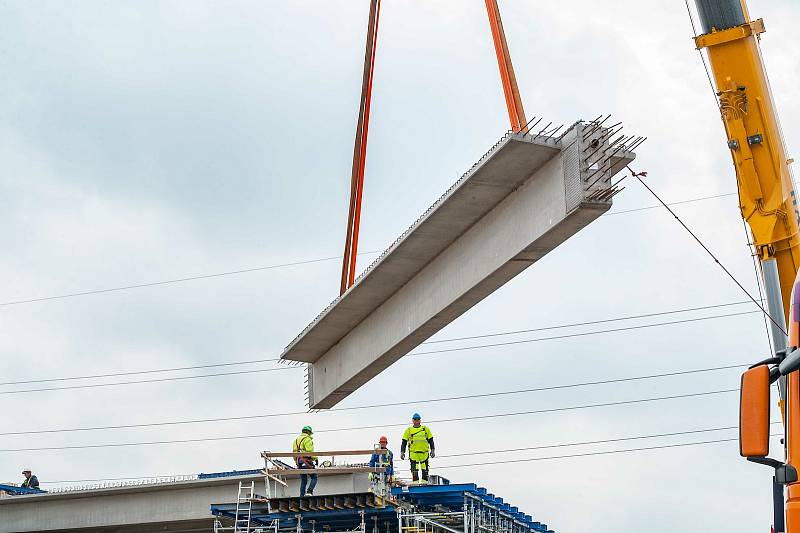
[
  {"left": 0, "top": 185, "right": 767, "bottom": 311},
  {"left": 0, "top": 363, "right": 746, "bottom": 436},
  {"left": 410, "top": 310, "right": 760, "bottom": 357},
  {"left": 0, "top": 366, "right": 299, "bottom": 396},
  {"left": 436, "top": 425, "right": 743, "bottom": 458},
  {"left": 434, "top": 434, "right": 782, "bottom": 470},
  {"left": 423, "top": 300, "right": 752, "bottom": 344},
  {"left": 603, "top": 192, "right": 736, "bottom": 216},
  {"left": 0, "top": 311, "right": 759, "bottom": 395},
  {"left": 1, "top": 300, "right": 756, "bottom": 387},
  {"left": 0, "top": 357, "right": 283, "bottom": 386},
  {"left": 0, "top": 388, "right": 737, "bottom": 452},
  {"left": 39, "top": 426, "right": 780, "bottom": 484},
  {"left": 0, "top": 251, "right": 383, "bottom": 308},
  {"left": 0, "top": 308, "right": 761, "bottom": 395}
]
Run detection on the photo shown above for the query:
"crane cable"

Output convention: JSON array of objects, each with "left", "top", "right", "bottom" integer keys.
[
  {"left": 341, "top": 0, "right": 381, "bottom": 295},
  {"left": 485, "top": 0, "right": 527, "bottom": 132},
  {"left": 629, "top": 166, "right": 788, "bottom": 336}
]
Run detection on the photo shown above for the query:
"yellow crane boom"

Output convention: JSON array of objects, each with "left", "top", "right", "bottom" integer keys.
[{"left": 694, "top": 2, "right": 800, "bottom": 532}]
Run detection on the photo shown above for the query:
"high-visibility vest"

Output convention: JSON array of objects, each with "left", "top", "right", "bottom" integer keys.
[
  {"left": 402, "top": 425, "right": 432, "bottom": 454},
  {"left": 293, "top": 434, "right": 317, "bottom": 465}
]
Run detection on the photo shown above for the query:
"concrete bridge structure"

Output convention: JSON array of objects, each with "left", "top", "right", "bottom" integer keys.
[{"left": 0, "top": 471, "right": 368, "bottom": 533}]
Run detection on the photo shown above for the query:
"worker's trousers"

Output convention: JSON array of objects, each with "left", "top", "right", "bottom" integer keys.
[
  {"left": 298, "top": 463, "right": 317, "bottom": 496},
  {"left": 409, "top": 453, "right": 429, "bottom": 482}
]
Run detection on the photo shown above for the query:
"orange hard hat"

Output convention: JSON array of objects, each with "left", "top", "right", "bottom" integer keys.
[{"left": 379, "top": 436, "right": 388, "bottom": 444}]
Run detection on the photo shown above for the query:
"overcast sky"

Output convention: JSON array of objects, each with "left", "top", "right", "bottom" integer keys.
[{"left": 2, "top": 1, "right": 800, "bottom": 531}]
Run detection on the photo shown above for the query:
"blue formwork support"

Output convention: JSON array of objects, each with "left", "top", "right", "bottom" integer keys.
[
  {"left": 0, "top": 484, "right": 46, "bottom": 495},
  {"left": 210, "top": 475, "right": 554, "bottom": 533}
]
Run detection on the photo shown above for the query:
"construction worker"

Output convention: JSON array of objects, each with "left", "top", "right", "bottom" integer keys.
[
  {"left": 293, "top": 425, "right": 318, "bottom": 497},
  {"left": 369, "top": 436, "right": 394, "bottom": 482},
  {"left": 400, "top": 413, "right": 434, "bottom": 483},
  {"left": 21, "top": 469, "right": 39, "bottom": 490}
]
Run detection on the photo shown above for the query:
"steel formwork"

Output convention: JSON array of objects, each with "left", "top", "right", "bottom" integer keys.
[{"left": 211, "top": 482, "right": 553, "bottom": 533}]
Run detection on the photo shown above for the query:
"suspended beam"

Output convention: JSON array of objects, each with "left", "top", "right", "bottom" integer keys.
[{"left": 283, "top": 120, "right": 638, "bottom": 408}]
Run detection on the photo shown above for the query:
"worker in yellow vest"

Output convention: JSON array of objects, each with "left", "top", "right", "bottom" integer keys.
[
  {"left": 400, "top": 413, "right": 434, "bottom": 483},
  {"left": 293, "top": 425, "right": 318, "bottom": 496}
]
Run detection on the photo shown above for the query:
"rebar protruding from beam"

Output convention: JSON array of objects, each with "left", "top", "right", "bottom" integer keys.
[
  {"left": 525, "top": 117, "right": 543, "bottom": 135},
  {"left": 627, "top": 136, "right": 648, "bottom": 152},
  {"left": 582, "top": 114, "right": 611, "bottom": 141},
  {"left": 519, "top": 115, "right": 538, "bottom": 134},
  {"left": 546, "top": 124, "right": 564, "bottom": 138}
]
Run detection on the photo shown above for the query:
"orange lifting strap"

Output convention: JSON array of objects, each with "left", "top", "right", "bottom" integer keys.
[
  {"left": 485, "top": 0, "right": 528, "bottom": 132},
  {"left": 341, "top": 0, "right": 381, "bottom": 295},
  {"left": 340, "top": 0, "right": 526, "bottom": 294}
]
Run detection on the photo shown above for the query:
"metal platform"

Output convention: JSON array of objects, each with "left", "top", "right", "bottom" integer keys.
[{"left": 211, "top": 481, "right": 554, "bottom": 533}]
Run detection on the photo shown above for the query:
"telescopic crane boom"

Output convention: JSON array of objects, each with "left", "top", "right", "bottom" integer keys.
[{"left": 692, "top": 1, "right": 800, "bottom": 532}]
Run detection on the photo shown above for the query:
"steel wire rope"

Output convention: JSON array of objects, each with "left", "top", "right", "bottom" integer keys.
[
  {"left": 0, "top": 308, "right": 763, "bottom": 395},
  {"left": 0, "top": 388, "right": 739, "bottom": 452},
  {"left": 629, "top": 168, "right": 787, "bottom": 336},
  {"left": 0, "top": 363, "right": 747, "bottom": 436}
]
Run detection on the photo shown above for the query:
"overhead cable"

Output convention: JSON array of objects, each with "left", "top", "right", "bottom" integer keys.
[
  {"left": 410, "top": 310, "right": 760, "bottom": 357},
  {"left": 0, "top": 309, "right": 760, "bottom": 395},
  {"left": 0, "top": 388, "right": 737, "bottom": 452},
  {"left": 40, "top": 427, "right": 781, "bottom": 484},
  {"left": 0, "top": 363, "right": 746, "bottom": 436},
  {"left": 0, "top": 299, "right": 756, "bottom": 388},
  {"left": 0, "top": 251, "right": 382, "bottom": 308}
]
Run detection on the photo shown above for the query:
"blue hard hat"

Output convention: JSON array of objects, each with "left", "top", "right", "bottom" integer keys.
[{"left": 412, "top": 413, "right": 421, "bottom": 420}]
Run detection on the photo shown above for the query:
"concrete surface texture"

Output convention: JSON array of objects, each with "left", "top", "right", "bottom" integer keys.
[
  {"left": 282, "top": 122, "right": 636, "bottom": 409},
  {"left": 0, "top": 472, "right": 369, "bottom": 533}
]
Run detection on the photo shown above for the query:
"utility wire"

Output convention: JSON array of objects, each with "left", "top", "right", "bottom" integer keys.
[
  {"left": 604, "top": 192, "right": 736, "bottom": 216},
  {"left": 39, "top": 427, "right": 781, "bottom": 484},
  {"left": 0, "top": 301, "right": 755, "bottom": 388},
  {"left": 1, "top": 300, "right": 752, "bottom": 387},
  {"left": 0, "top": 185, "right": 767, "bottom": 310},
  {"left": 0, "top": 308, "right": 761, "bottom": 395},
  {"left": 434, "top": 434, "right": 782, "bottom": 470},
  {"left": 0, "top": 251, "right": 382, "bottom": 308},
  {"left": 0, "top": 357, "right": 282, "bottom": 386},
  {"left": 629, "top": 168, "right": 788, "bottom": 336},
  {"left": 423, "top": 300, "right": 753, "bottom": 344},
  {"left": 436, "top": 425, "right": 742, "bottom": 458},
  {"left": 0, "top": 388, "right": 737, "bottom": 452},
  {"left": 0, "top": 365, "right": 299, "bottom": 396},
  {"left": 0, "top": 363, "right": 746, "bottom": 436},
  {"left": 410, "top": 310, "right": 760, "bottom": 357}
]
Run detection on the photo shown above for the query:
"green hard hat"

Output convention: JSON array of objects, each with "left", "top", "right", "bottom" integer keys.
[{"left": 302, "top": 425, "right": 313, "bottom": 434}]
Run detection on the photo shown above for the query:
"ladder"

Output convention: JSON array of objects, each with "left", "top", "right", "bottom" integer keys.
[{"left": 233, "top": 480, "right": 255, "bottom": 532}]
